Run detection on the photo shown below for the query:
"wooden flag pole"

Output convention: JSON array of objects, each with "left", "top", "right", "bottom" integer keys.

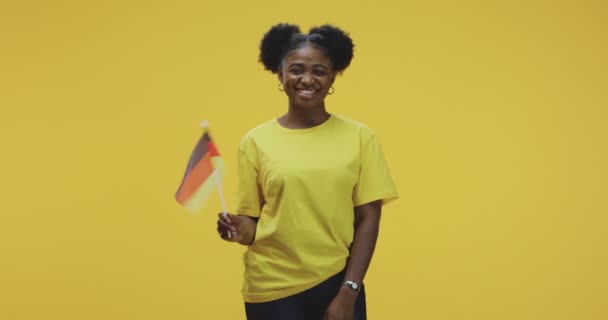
[{"left": 214, "top": 169, "right": 231, "bottom": 239}]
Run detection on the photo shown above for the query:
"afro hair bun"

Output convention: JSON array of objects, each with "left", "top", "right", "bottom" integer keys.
[
  {"left": 259, "top": 23, "right": 301, "bottom": 73},
  {"left": 308, "top": 24, "right": 354, "bottom": 72}
]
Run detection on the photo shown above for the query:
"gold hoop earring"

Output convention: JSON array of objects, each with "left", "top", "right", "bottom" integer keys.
[
  {"left": 328, "top": 86, "right": 335, "bottom": 95},
  {"left": 278, "top": 83, "right": 285, "bottom": 92}
]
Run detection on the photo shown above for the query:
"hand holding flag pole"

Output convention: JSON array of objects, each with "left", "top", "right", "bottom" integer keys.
[{"left": 175, "top": 120, "right": 230, "bottom": 238}]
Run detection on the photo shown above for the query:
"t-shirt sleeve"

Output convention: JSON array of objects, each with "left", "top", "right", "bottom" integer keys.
[
  {"left": 353, "top": 132, "right": 399, "bottom": 207},
  {"left": 235, "top": 137, "right": 264, "bottom": 217}
]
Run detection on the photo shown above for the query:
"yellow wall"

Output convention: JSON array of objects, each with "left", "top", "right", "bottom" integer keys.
[{"left": 1, "top": 0, "right": 606, "bottom": 319}]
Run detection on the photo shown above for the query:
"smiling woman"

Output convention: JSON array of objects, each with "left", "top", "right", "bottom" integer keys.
[{"left": 216, "top": 23, "right": 398, "bottom": 320}]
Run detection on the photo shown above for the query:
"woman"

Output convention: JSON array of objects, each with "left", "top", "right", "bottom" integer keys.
[{"left": 217, "top": 23, "right": 398, "bottom": 320}]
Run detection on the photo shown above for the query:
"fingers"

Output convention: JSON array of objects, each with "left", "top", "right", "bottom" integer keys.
[
  {"left": 217, "top": 225, "right": 237, "bottom": 241},
  {"left": 217, "top": 228, "right": 235, "bottom": 241},
  {"left": 218, "top": 212, "right": 244, "bottom": 226},
  {"left": 218, "top": 212, "right": 233, "bottom": 224},
  {"left": 217, "top": 218, "right": 236, "bottom": 233},
  {"left": 217, "top": 212, "right": 238, "bottom": 241}
]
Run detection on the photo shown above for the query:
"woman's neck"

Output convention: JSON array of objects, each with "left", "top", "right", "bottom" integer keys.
[{"left": 279, "top": 104, "right": 330, "bottom": 129}]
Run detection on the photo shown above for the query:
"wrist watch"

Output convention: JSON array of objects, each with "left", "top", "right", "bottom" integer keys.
[{"left": 342, "top": 280, "right": 361, "bottom": 292}]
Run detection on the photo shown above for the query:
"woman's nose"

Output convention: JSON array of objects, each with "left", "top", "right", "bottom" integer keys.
[{"left": 300, "top": 73, "right": 313, "bottom": 84}]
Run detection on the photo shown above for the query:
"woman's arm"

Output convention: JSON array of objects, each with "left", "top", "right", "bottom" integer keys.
[
  {"left": 345, "top": 200, "right": 382, "bottom": 285},
  {"left": 325, "top": 200, "right": 382, "bottom": 319}
]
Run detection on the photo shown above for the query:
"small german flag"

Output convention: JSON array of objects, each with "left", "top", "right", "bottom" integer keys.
[{"left": 175, "top": 127, "right": 227, "bottom": 213}]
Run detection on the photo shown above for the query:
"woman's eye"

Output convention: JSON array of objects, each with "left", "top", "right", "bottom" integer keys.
[
  {"left": 314, "top": 70, "right": 326, "bottom": 76},
  {"left": 290, "top": 69, "right": 303, "bottom": 74}
]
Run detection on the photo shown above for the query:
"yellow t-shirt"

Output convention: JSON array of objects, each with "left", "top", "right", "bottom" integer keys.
[{"left": 236, "top": 114, "right": 398, "bottom": 303}]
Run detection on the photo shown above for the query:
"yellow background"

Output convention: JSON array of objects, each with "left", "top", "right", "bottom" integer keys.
[{"left": 1, "top": 0, "right": 606, "bottom": 319}]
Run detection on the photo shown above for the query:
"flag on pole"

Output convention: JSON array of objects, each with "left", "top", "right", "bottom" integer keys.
[{"left": 175, "top": 124, "right": 227, "bottom": 213}]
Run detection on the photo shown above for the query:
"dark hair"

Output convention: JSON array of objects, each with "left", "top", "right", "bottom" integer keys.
[{"left": 258, "top": 23, "right": 354, "bottom": 74}]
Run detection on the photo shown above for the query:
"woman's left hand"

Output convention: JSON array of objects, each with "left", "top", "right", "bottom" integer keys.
[{"left": 324, "top": 287, "right": 358, "bottom": 320}]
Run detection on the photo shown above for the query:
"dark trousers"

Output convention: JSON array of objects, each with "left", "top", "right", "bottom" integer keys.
[{"left": 244, "top": 269, "right": 367, "bottom": 320}]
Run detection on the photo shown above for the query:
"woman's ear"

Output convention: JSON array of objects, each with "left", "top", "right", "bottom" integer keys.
[
  {"left": 329, "top": 71, "right": 337, "bottom": 86},
  {"left": 277, "top": 69, "right": 284, "bottom": 83}
]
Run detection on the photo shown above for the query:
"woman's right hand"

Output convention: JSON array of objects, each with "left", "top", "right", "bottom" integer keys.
[{"left": 217, "top": 212, "right": 256, "bottom": 245}]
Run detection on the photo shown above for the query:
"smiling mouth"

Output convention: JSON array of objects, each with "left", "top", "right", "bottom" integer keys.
[{"left": 296, "top": 88, "right": 318, "bottom": 95}]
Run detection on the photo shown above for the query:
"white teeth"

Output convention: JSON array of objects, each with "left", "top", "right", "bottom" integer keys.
[{"left": 299, "top": 89, "right": 316, "bottom": 94}]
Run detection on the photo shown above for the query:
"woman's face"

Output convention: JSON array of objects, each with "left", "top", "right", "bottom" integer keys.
[{"left": 278, "top": 45, "right": 336, "bottom": 109}]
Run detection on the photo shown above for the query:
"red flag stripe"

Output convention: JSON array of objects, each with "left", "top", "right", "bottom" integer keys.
[
  {"left": 175, "top": 152, "right": 214, "bottom": 204},
  {"left": 207, "top": 141, "right": 220, "bottom": 157}
]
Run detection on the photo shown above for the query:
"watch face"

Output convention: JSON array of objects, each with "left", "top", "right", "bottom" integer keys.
[{"left": 344, "top": 281, "right": 359, "bottom": 291}]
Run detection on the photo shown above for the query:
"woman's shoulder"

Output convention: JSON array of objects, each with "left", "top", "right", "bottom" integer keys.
[
  {"left": 331, "top": 114, "right": 376, "bottom": 137},
  {"left": 239, "top": 118, "right": 277, "bottom": 149},
  {"left": 242, "top": 119, "right": 276, "bottom": 137}
]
